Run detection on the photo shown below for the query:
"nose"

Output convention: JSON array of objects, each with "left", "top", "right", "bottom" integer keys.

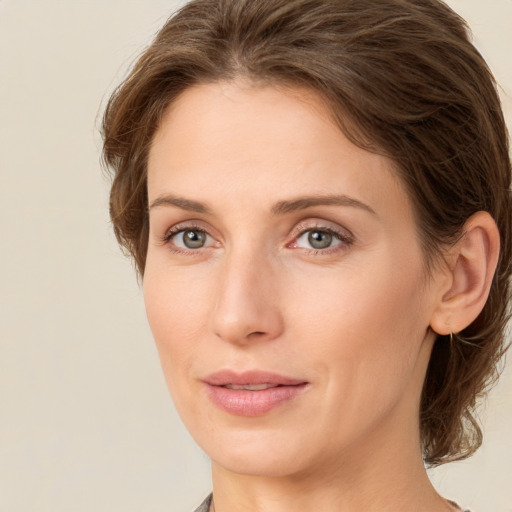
[{"left": 210, "top": 251, "right": 284, "bottom": 345}]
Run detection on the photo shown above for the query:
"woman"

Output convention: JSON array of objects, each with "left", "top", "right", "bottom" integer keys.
[{"left": 102, "top": 0, "right": 511, "bottom": 510}]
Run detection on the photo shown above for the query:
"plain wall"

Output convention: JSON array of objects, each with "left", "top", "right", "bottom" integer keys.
[{"left": 0, "top": 1, "right": 510, "bottom": 511}]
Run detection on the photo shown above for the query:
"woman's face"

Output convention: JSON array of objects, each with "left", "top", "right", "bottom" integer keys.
[{"left": 145, "top": 81, "right": 442, "bottom": 478}]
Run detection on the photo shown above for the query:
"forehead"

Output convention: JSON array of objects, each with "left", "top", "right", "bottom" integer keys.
[{"left": 150, "top": 81, "right": 342, "bottom": 169}]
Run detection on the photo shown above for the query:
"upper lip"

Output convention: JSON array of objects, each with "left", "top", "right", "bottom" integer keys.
[{"left": 203, "top": 370, "right": 307, "bottom": 387}]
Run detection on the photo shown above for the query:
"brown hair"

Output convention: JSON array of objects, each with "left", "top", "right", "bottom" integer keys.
[{"left": 102, "top": 0, "right": 511, "bottom": 466}]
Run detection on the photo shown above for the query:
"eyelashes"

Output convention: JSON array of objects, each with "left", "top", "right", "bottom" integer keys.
[{"left": 159, "top": 221, "right": 354, "bottom": 256}]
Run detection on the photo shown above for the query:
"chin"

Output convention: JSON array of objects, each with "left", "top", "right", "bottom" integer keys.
[{"left": 195, "top": 425, "right": 316, "bottom": 478}]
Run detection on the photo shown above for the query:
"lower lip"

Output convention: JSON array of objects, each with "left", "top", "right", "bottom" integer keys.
[{"left": 205, "top": 383, "right": 308, "bottom": 416}]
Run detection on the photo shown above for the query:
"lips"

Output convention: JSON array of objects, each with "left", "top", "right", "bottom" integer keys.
[{"left": 203, "top": 370, "right": 309, "bottom": 416}]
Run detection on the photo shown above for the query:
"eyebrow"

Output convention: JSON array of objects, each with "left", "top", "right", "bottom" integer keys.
[
  {"left": 149, "top": 195, "right": 212, "bottom": 214},
  {"left": 148, "top": 193, "right": 376, "bottom": 216},
  {"left": 271, "top": 194, "right": 377, "bottom": 216}
]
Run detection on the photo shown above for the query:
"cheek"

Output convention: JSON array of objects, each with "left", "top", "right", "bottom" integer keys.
[
  {"left": 290, "top": 249, "right": 426, "bottom": 338},
  {"left": 143, "top": 260, "right": 213, "bottom": 391}
]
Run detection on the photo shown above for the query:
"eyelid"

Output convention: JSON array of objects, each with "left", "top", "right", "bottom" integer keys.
[
  {"left": 159, "top": 219, "right": 213, "bottom": 242},
  {"left": 292, "top": 219, "right": 354, "bottom": 241}
]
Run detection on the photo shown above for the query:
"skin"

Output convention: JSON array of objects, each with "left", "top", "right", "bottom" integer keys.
[{"left": 144, "top": 81, "right": 475, "bottom": 512}]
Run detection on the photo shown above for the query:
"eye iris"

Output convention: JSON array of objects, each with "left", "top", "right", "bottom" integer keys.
[
  {"left": 183, "top": 230, "right": 206, "bottom": 248},
  {"left": 308, "top": 230, "right": 333, "bottom": 249}
]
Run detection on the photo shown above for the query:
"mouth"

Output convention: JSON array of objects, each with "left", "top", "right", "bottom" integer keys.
[{"left": 203, "top": 370, "right": 309, "bottom": 416}]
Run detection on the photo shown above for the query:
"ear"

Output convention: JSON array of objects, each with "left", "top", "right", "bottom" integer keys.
[{"left": 429, "top": 211, "right": 500, "bottom": 336}]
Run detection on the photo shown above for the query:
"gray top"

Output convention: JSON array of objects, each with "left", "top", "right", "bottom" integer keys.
[
  {"left": 193, "top": 494, "right": 212, "bottom": 512},
  {"left": 448, "top": 499, "right": 472, "bottom": 512}
]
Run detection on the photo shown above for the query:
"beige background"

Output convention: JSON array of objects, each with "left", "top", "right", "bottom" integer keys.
[{"left": 0, "top": 1, "right": 510, "bottom": 511}]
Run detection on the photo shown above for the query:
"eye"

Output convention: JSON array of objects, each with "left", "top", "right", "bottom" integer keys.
[
  {"left": 169, "top": 228, "right": 213, "bottom": 250},
  {"left": 291, "top": 226, "right": 353, "bottom": 252}
]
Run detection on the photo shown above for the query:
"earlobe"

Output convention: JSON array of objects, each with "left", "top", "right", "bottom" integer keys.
[{"left": 429, "top": 211, "right": 500, "bottom": 336}]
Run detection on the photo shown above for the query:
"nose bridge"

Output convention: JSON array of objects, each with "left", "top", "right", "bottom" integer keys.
[{"left": 211, "top": 243, "right": 283, "bottom": 344}]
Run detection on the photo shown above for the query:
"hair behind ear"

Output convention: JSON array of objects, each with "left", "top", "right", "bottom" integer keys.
[{"left": 422, "top": 211, "right": 505, "bottom": 465}]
